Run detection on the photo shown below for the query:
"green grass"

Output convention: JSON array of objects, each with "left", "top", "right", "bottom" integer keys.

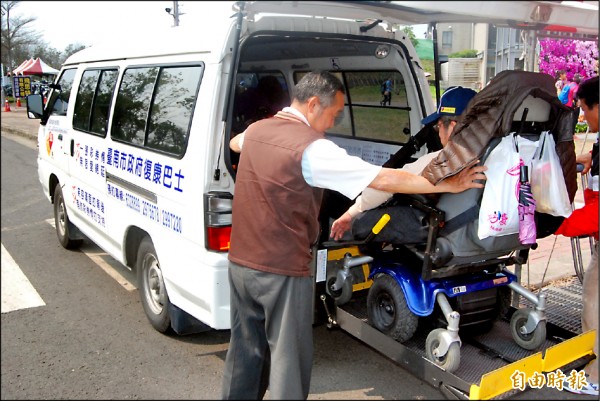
[{"left": 353, "top": 107, "right": 410, "bottom": 142}]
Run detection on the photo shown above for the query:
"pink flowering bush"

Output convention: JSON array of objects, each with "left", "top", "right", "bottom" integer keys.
[{"left": 538, "top": 39, "right": 598, "bottom": 80}]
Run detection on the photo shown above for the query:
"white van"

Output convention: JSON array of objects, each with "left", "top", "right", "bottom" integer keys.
[{"left": 28, "top": 1, "right": 436, "bottom": 334}]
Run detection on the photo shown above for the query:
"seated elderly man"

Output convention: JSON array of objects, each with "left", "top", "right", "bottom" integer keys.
[{"left": 330, "top": 86, "right": 477, "bottom": 241}]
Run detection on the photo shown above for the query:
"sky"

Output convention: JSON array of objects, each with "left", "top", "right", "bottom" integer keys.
[
  {"left": 13, "top": 1, "right": 237, "bottom": 51},
  {"left": 15, "top": 1, "right": 428, "bottom": 53},
  {"left": 12, "top": 1, "right": 597, "bottom": 55}
]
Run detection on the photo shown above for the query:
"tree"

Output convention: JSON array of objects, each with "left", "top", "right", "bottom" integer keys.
[
  {"left": 61, "top": 43, "right": 87, "bottom": 64},
  {"left": 1, "top": 0, "right": 87, "bottom": 94},
  {"left": 31, "top": 43, "right": 62, "bottom": 70},
  {"left": 401, "top": 26, "right": 419, "bottom": 50},
  {"left": 30, "top": 42, "right": 86, "bottom": 69},
  {"left": 1, "top": 1, "right": 40, "bottom": 76}
]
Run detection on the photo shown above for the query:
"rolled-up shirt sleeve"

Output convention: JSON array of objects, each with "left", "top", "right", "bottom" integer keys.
[
  {"left": 350, "top": 188, "right": 393, "bottom": 217},
  {"left": 302, "top": 139, "right": 382, "bottom": 200}
]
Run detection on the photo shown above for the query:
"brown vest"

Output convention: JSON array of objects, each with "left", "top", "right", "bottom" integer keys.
[{"left": 228, "top": 112, "right": 324, "bottom": 277}]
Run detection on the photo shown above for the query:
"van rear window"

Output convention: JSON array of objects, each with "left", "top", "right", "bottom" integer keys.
[
  {"left": 294, "top": 70, "right": 410, "bottom": 145},
  {"left": 111, "top": 64, "right": 203, "bottom": 157}
]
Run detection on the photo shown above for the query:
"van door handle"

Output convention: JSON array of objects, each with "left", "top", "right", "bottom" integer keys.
[{"left": 70, "top": 139, "right": 75, "bottom": 157}]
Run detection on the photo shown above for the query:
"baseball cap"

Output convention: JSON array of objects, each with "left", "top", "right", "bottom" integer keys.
[{"left": 421, "top": 86, "right": 477, "bottom": 125}]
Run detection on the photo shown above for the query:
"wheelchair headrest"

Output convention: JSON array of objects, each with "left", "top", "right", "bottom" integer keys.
[{"left": 513, "top": 95, "right": 551, "bottom": 123}]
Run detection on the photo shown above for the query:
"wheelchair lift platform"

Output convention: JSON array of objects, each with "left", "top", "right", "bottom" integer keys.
[{"left": 326, "top": 277, "right": 596, "bottom": 400}]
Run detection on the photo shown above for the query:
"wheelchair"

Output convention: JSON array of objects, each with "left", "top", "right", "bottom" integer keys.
[{"left": 322, "top": 92, "right": 577, "bottom": 373}]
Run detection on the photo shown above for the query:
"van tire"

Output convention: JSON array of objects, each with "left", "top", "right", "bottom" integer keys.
[
  {"left": 53, "top": 184, "right": 83, "bottom": 250},
  {"left": 137, "top": 237, "right": 172, "bottom": 333}
]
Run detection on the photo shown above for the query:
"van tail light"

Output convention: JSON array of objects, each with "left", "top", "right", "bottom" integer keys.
[{"left": 204, "top": 192, "right": 233, "bottom": 252}]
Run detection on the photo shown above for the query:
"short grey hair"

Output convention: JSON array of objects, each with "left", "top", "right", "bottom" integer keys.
[{"left": 293, "top": 71, "right": 345, "bottom": 107}]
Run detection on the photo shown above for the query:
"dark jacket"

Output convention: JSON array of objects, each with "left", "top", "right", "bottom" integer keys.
[{"left": 421, "top": 70, "right": 579, "bottom": 203}]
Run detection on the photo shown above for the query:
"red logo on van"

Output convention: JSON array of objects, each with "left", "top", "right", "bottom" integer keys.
[{"left": 46, "top": 132, "right": 53, "bottom": 156}]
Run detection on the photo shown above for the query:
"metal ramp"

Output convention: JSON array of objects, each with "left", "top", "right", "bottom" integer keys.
[{"left": 332, "top": 277, "right": 595, "bottom": 400}]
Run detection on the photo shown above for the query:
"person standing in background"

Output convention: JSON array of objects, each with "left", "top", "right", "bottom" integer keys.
[
  {"left": 556, "top": 76, "right": 599, "bottom": 396},
  {"left": 566, "top": 73, "right": 582, "bottom": 108},
  {"left": 381, "top": 77, "right": 393, "bottom": 106},
  {"left": 555, "top": 69, "right": 567, "bottom": 96}
]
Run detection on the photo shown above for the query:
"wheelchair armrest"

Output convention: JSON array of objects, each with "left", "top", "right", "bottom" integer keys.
[
  {"left": 391, "top": 192, "right": 436, "bottom": 205},
  {"left": 390, "top": 193, "right": 443, "bottom": 219}
]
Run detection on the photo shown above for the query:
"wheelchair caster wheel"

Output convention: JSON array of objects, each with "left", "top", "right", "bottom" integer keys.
[
  {"left": 425, "top": 328, "right": 461, "bottom": 373},
  {"left": 510, "top": 308, "right": 546, "bottom": 350},
  {"left": 326, "top": 276, "right": 353, "bottom": 306}
]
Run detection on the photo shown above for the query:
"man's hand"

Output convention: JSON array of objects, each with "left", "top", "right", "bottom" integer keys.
[
  {"left": 438, "top": 159, "right": 487, "bottom": 193},
  {"left": 576, "top": 152, "right": 592, "bottom": 174},
  {"left": 330, "top": 212, "right": 353, "bottom": 241}
]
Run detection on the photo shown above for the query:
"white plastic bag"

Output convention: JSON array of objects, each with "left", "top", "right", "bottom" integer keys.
[
  {"left": 478, "top": 133, "right": 521, "bottom": 239},
  {"left": 514, "top": 135, "right": 539, "bottom": 167},
  {"left": 530, "top": 131, "right": 572, "bottom": 218}
]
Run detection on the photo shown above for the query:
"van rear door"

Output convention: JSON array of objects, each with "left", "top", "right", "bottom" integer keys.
[{"left": 243, "top": 1, "right": 598, "bottom": 34}]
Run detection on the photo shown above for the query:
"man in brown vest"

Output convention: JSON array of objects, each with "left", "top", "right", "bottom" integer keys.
[{"left": 222, "top": 71, "right": 487, "bottom": 400}]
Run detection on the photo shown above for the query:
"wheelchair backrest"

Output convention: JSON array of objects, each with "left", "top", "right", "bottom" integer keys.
[{"left": 435, "top": 95, "right": 554, "bottom": 260}]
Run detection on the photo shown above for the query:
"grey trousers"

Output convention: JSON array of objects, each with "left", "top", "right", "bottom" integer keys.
[{"left": 222, "top": 261, "right": 314, "bottom": 400}]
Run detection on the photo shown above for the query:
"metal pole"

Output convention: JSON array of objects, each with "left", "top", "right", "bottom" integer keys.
[
  {"left": 5, "top": 5, "right": 16, "bottom": 106},
  {"left": 432, "top": 23, "right": 441, "bottom": 105},
  {"left": 1, "top": 63, "right": 5, "bottom": 106},
  {"left": 173, "top": 1, "right": 180, "bottom": 27}
]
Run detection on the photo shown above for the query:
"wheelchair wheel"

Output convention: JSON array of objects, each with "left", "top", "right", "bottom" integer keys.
[
  {"left": 367, "top": 274, "right": 418, "bottom": 343},
  {"left": 510, "top": 308, "right": 546, "bottom": 350},
  {"left": 326, "top": 276, "right": 353, "bottom": 306},
  {"left": 425, "top": 328, "right": 461, "bottom": 373}
]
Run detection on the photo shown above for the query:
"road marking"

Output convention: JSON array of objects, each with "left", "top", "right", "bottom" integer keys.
[
  {"left": 1, "top": 243, "right": 46, "bottom": 313},
  {"left": 46, "top": 219, "right": 136, "bottom": 291}
]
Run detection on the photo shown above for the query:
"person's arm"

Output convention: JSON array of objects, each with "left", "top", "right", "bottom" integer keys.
[
  {"left": 230, "top": 132, "right": 244, "bottom": 153},
  {"left": 330, "top": 189, "right": 392, "bottom": 240},
  {"left": 369, "top": 159, "right": 487, "bottom": 194},
  {"left": 330, "top": 212, "right": 353, "bottom": 240},
  {"left": 329, "top": 154, "right": 482, "bottom": 241},
  {"left": 305, "top": 139, "right": 487, "bottom": 201},
  {"left": 555, "top": 189, "right": 598, "bottom": 238}
]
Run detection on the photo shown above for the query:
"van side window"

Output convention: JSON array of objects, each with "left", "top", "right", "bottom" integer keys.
[
  {"left": 147, "top": 66, "right": 203, "bottom": 154},
  {"left": 112, "top": 64, "right": 203, "bottom": 156},
  {"left": 47, "top": 68, "right": 77, "bottom": 116},
  {"left": 73, "top": 68, "right": 118, "bottom": 136}
]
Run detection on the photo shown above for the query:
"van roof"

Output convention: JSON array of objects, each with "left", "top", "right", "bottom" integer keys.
[
  {"left": 64, "top": 18, "right": 236, "bottom": 65},
  {"left": 65, "top": 1, "right": 598, "bottom": 66}
]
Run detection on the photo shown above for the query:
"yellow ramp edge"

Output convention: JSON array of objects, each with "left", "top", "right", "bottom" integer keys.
[
  {"left": 327, "top": 246, "right": 360, "bottom": 260},
  {"left": 543, "top": 330, "right": 596, "bottom": 372},
  {"left": 469, "top": 330, "right": 596, "bottom": 400}
]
